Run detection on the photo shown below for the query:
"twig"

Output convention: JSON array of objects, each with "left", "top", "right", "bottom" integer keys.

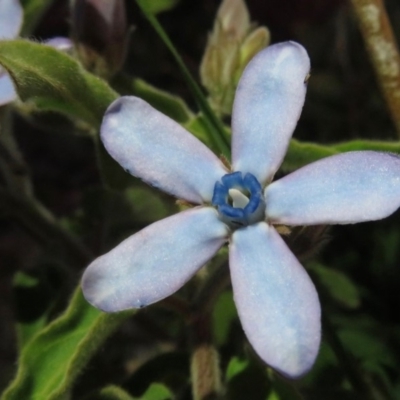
[{"left": 350, "top": 0, "right": 400, "bottom": 136}]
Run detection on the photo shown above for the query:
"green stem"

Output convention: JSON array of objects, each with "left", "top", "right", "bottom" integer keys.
[{"left": 135, "top": 0, "right": 231, "bottom": 159}]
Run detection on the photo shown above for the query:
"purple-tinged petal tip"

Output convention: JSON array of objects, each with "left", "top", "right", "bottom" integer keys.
[{"left": 45, "top": 37, "right": 74, "bottom": 52}]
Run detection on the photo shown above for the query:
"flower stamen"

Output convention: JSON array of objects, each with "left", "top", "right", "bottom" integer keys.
[{"left": 212, "top": 172, "right": 265, "bottom": 228}]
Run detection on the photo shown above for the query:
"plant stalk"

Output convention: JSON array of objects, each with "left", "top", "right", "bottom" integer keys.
[{"left": 350, "top": 0, "right": 400, "bottom": 136}]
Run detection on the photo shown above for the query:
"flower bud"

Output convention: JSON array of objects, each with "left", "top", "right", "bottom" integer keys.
[
  {"left": 71, "top": 0, "right": 129, "bottom": 78},
  {"left": 200, "top": 0, "right": 270, "bottom": 116}
]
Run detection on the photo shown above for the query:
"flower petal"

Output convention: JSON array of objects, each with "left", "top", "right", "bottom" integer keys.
[
  {"left": 0, "top": 72, "right": 17, "bottom": 106},
  {"left": 82, "top": 207, "right": 228, "bottom": 312},
  {"left": 0, "top": 0, "right": 23, "bottom": 39},
  {"left": 101, "top": 96, "right": 228, "bottom": 203},
  {"left": 265, "top": 151, "right": 400, "bottom": 225},
  {"left": 44, "top": 37, "right": 74, "bottom": 52},
  {"left": 229, "top": 222, "right": 321, "bottom": 378},
  {"left": 231, "top": 41, "right": 310, "bottom": 185}
]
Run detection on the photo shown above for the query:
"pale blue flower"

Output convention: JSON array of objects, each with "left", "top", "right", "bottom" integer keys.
[{"left": 82, "top": 42, "right": 400, "bottom": 378}]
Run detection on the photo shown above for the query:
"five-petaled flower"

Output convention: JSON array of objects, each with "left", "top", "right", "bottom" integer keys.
[{"left": 82, "top": 41, "right": 400, "bottom": 378}]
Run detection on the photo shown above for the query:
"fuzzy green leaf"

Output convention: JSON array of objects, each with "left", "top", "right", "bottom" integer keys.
[
  {"left": 0, "top": 40, "right": 118, "bottom": 128},
  {"left": 2, "top": 287, "right": 134, "bottom": 400}
]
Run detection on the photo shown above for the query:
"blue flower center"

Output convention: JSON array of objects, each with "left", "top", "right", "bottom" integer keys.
[{"left": 211, "top": 172, "right": 265, "bottom": 228}]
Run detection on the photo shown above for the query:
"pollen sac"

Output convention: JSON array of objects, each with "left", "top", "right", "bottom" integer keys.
[{"left": 212, "top": 172, "right": 265, "bottom": 228}]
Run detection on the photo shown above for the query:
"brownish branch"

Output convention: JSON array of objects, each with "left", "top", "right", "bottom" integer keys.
[{"left": 350, "top": 0, "right": 400, "bottom": 135}]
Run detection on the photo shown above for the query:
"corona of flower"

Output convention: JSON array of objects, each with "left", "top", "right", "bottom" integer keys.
[{"left": 82, "top": 42, "right": 400, "bottom": 378}]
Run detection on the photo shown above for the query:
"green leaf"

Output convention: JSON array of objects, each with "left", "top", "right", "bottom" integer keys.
[
  {"left": 266, "top": 391, "right": 280, "bottom": 400},
  {"left": 98, "top": 385, "right": 136, "bottom": 400},
  {"left": 137, "top": 0, "right": 180, "bottom": 14},
  {"left": 20, "top": 0, "right": 56, "bottom": 35},
  {"left": 185, "top": 114, "right": 214, "bottom": 147},
  {"left": 131, "top": 78, "right": 192, "bottom": 123},
  {"left": 90, "top": 384, "right": 173, "bottom": 400},
  {"left": 16, "top": 315, "right": 47, "bottom": 352},
  {"left": 225, "top": 357, "right": 249, "bottom": 381},
  {"left": 282, "top": 138, "right": 400, "bottom": 173},
  {"left": 140, "top": 383, "right": 173, "bottom": 400},
  {"left": 309, "top": 264, "right": 361, "bottom": 309},
  {"left": 13, "top": 271, "right": 39, "bottom": 288},
  {"left": 0, "top": 40, "right": 118, "bottom": 128},
  {"left": 282, "top": 139, "right": 337, "bottom": 172},
  {"left": 3, "top": 286, "right": 134, "bottom": 400},
  {"left": 334, "top": 139, "right": 400, "bottom": 153}
]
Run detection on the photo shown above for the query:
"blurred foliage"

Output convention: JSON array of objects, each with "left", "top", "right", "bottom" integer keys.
[{"left": 0, "top": 0, "right": 400, "bottom": 399}]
